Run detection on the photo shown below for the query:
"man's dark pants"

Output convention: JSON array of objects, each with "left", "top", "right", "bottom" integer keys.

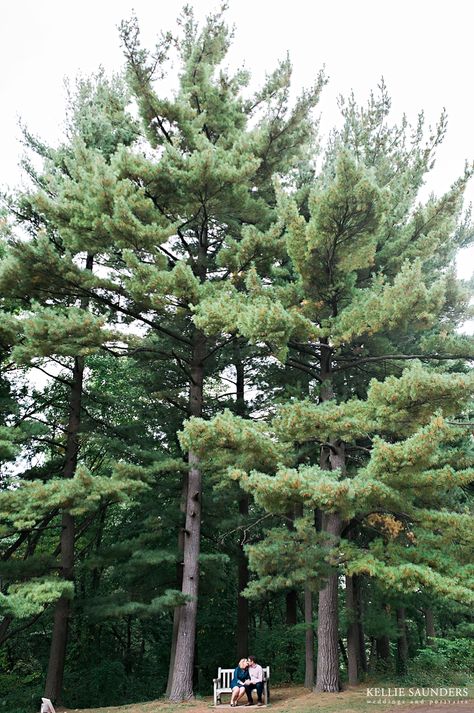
[{"left": 246, "top": 682, "right": 264, "bottom": 703}]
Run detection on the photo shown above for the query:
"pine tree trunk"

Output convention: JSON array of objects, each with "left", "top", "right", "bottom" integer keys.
[
  {"left": 237, "top": 494, "right": 249, "bottom": 659},
  {"left": 315, "top": 511, "right": 342, "bottom": 692},
  {"left": 424, "top": 607, "right": 435, "bottom": 646},
  {"left": 315, "top": 353, "right": 343, "bottom": 693},
  {"left": 235, "top": 345, "right": 249, "bottom": 659},
  {"left": 354, "top": 575, "right": 367, "bottom": 673},
  {"left": 376, "top": 604, "right": 391, "bottom": 668},
  {"left": 396, "top": 607, "right": 408, "bottom": 674},
  {"left": 44, "top": 253, "right": 92, "bottom": 703},
  {"left": 169, "top": 330, "right": 206, "bottom": 701},
  {"left": 368, "top": 637, "right": 376, "bottom": 671},
  {"left": 44, "top": 353, "right": 85, "bottom": 702},
  {"left": 285, "top": 589, "right": 298, "bottom": 681},
  {"left": 304, "top": 587, "right": 315, "bottom": 688},
  {"left": 338, "top": 637, "right": 348, "bottom": 668},
  {"left": 285, "top": 589, "right": 298, "bottom": 626},
  {"left": 345, "top": 574, "right": 359, "bottom": 685},
  {"left": 376, "top": 634, "right": 390, "bottom": 664},
  {"left": 166, "top": 473, "right": 188, "bottom": 696},
  {"left": 305, "top": 506, "right": 321, "bottom": 689},
  {"left": 166, "top": 608, "right": 180, "bottom": 697},
  {"left": 285, "top": 504, "right": 298, "bottom": 681}
]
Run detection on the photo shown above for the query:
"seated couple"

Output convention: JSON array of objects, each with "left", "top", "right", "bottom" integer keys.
[{"left": 230, "top": 655, "right": 264, "bottom": 707}]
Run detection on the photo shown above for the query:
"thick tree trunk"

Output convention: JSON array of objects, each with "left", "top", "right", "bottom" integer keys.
[
  {"left": 306, "top": 506, "right": 321, "bottom": 689},
  {"left": 237, "top": 494, "right": 249, "bottom": 659},
  {"left": 376, "top": 634, "right": 390, "bottom": 664},
  {"left": 285, "top": 589, "right": 298, "bottom": 681},
  {"left": 166, "top": 473, "right": 188, "bottom": 696},
  {"left": 169, "top": 330, "right": 206, "bottom": 701},
  {"left": 44, "top": 253, "right": 92, "bottom": 703},
  {"left": 424, "top": 607, "right": 435, "bottom": 647},
  {"left": 315, "top": 354, "right": 343, "bottom": 693},
  {"left": 285, "top": 503, "right": 298, "bottom": 681},
  {"left": 338, "top": 637, "right": 348, "bottom": 668},
  {"left": 368, "top": 637, "right": 376, "bottom": 671},
  {"left": 354, "top": 575, "right": 367, "bottom": 673},
  {"left": 304, "top": 587, "right": 315, "bottom": 688},
  {"left": 376, "top": 604, "right": 391, "bottom": 668},
  {"left": 234, "top": 345, "right": 250, "bottom": 659},
  {"left": 44, "top": 353, "right": 85, "bottom": 702},
  {"left": 396, "top": 607, "right": 408, "bottom": 674},
  {"left": 345, "top": 574, "right": 359, "bottom": 685},
  {"left": 166, "top": 608, "right": 180, "bottom": 697},
  {"left": 315, "top": 511, "right": 342, "bottom": 692},
  {"left": 286, "top": 590, "right": 298, "bottom": 627}
]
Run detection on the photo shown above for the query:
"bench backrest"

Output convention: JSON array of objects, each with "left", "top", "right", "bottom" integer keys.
[{"left": 217, "top": 666, "right": 270, "bottom": 688}]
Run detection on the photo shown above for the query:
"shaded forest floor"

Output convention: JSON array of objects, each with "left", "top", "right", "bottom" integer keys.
[{"left": 58, "top": 684, "right": 474, "bottom": 713}]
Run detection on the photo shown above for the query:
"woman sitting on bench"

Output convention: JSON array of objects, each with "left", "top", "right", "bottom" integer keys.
[{"left": 230, "top": 658, "right": 250, "bottom": 707}]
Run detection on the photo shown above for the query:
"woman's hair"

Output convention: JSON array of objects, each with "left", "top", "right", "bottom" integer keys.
[{"left": 238, "top": 658, "right": 248, "bottom": 668}]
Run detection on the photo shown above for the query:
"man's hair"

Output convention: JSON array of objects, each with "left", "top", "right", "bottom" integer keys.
[{"left": 248, "top": 655, "right": 256, "bottom": 662}]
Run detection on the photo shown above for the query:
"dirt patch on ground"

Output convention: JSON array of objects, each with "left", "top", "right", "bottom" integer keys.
[{"left": 56, "top": 684, "right": 474, "bottom": 713}]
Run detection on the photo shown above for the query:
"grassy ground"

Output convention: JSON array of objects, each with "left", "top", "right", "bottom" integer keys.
[{"left": 57, "top": 684, "right": 474, "bottom": 713}]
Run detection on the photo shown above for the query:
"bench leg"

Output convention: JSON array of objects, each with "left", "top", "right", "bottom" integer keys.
[{"left": 264, "top": 682, "right": 269, "bottom": 704}]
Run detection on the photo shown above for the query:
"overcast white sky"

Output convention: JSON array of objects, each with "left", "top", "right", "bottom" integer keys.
[{"left": 1, "top": 0, "right": 473, "bottom": 282}]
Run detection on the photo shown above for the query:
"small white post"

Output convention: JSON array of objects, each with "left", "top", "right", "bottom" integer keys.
[{"left": 40, "top": 698, "right": 56, "bottom": 713}]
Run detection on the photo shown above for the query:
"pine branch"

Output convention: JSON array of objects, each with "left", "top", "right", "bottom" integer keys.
[
  {"left": 287, "top": 358, "right": 322, "bottom": 382},
  {"left": 218, "top": 513, "right": 275, "bottom": 545},
  {"left": 31, "top": 364, "right": 73, "bottom": 387},
  {"left": 0, "top": 608, "right": 46, "bottom": 647},
  {"left": 203, "top": 335, "right": 236, "bottom": 362},
  {"left": 164, "top": 395, "right": 190, "bottom": 415},
  {"left": 172, "top": 350, "right": 193, "bottom": 380},
  {"left": 333, "top": 353, "right": 474, "bottom": 372}
]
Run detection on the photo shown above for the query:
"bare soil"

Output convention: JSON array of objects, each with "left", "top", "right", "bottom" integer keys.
[{"left": 56, "top": 684, "right": 474, "bottom": 713}]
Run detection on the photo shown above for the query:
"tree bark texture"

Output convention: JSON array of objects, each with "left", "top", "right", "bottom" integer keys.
[
  {"left": 236, "top": 494, "right": 250, "bottom": 659},
  {"left": 396, "top": 607, "right": 408, "bottom": 674},
  {"left": 376, "top": 634, "right": 390, "bottom": 664},
  {"left": 234, "top": 345, "right": 250, "bottom": 659},
  {"left": 315, "top": 511, "right": 342, "bottom": 692},
  {"left": 44, "top": 253, "right": 93, "bottom": 702},
  {"left": 304, "top": 587, "right": 315, "bottom": 688},
  {"left": 169, "top": 330, "right": 205, "bottom": 701},
  {"left": 375, "top": 603, "right": 391, "bottom": 668},
  {"left": 44, "top": 353, "right": 85, "bottom": 702},
  {"left": 345, "top": 574, "right": 359, "bottom": 685},
  {"left": 285, "top": 504, "right": 298, "bottom": 681},
  {"left": 315, "top": 353, "right": 343, "bottom": 692},
  {"left": 424, "top": 607, "right": 435, "bottom": 647},
  {"left": 367, "top": 637, "right": 375, "bottom": 671},
  {"left": 166, "top": 472, "right": 188, "bottom": 696},
  {"left": 355, "top": 575, "right": 367, "bottom": 673}
]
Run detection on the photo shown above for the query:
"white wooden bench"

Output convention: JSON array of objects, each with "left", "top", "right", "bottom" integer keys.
[{"left": 213, "top": 666, "right": 270, "bottom": 706}]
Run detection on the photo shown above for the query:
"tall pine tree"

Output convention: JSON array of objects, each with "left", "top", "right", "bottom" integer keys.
[
  {"left": 3, "top": 6, "right": 325, "bottom": 701},
  {"left": 182, "top": 84, "right": 474, "bottom": 691}
]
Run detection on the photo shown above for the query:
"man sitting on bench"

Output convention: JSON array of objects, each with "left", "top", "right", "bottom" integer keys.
[{"left": 244, "top": 655, "right": 263, "bottom": 706}]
